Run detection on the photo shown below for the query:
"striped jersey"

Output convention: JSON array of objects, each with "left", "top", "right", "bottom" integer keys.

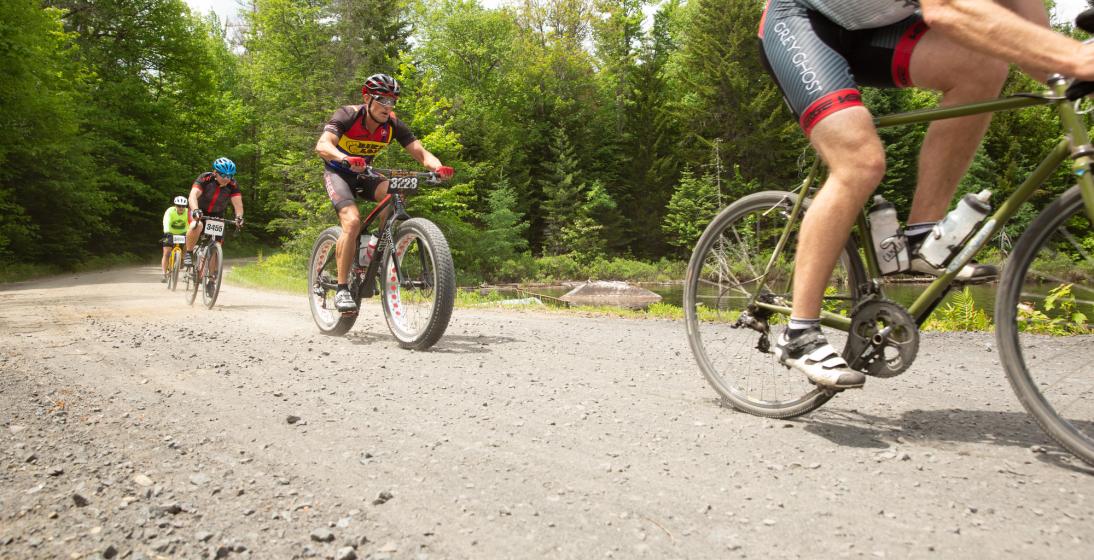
[{"left": 801, "top": 0, "right": 920, "bottom": 30}]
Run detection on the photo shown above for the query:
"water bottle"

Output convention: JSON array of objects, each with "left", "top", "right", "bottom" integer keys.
[
  {"left": 868, "top": 195, "right": 909, "bottom": 275},
  {"left": 357, "top": 234, "right": 377, "bottom": 266},
  {"left": 916, "top": 190, "right": 992, "bottom": 267}
]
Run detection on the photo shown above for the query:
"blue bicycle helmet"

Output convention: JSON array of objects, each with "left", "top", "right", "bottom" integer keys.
[{"left": 213, "top": 157, "right": 236, "bottom": 177}]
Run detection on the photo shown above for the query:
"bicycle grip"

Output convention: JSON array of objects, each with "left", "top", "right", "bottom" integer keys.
[{"left": 1066, "top": 80, "right": 1094, "bottom": 101}]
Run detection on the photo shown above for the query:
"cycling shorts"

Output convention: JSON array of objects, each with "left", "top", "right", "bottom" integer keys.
[
  {"left": 758, "top": 0, "right": 928, "bottom": 135},
  {"left": 323, "top": 169, "right": 386, "bottom": 211}
]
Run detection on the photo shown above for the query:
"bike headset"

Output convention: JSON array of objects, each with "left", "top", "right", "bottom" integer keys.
[{"left": 362, "top": 73, "right": 400, "bottom": 125}]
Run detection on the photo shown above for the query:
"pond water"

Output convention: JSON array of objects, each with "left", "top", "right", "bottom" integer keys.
[{"left": 521, "top": 281, "right": 1092, "bottom": 320}]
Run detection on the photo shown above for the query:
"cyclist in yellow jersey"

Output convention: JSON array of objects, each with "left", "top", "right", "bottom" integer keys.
[
  {"left": 314, "top": 73, "right": 454, "bottom": 312},
  {"left": 759, "top": 0, "right": 1094, "bottom": 389},
  {"left": 161, "top": 196, "right": 188, "bottom": 282}
]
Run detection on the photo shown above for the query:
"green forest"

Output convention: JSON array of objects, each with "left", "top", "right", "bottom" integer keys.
[{"left": 0, "top": 0, "right": 1089, "bottom": 283}]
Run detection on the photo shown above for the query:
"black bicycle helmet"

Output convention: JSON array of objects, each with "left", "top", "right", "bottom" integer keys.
[{"left": 362, "top": 73, "right": 400, "bottom": 99}]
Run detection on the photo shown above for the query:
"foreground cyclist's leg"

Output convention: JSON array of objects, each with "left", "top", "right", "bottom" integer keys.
[
  {"left": 904, "top": 27, "right": 1008, "bottom": 278},
  {"left": 184, "top": 224, "right": 199, "bottom": 267},
  {"left": 334, "top": 204, "right": 361, "bottom": 311},
  {"left": 324, "top": 170, "right": 362, "bottom": 312},
  {"left": 781, "top": 108, "right": 883, "bottom": 388}
]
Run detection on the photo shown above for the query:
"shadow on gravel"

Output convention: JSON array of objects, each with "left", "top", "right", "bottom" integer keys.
[
  {"left": 428, "top": 334, "right": 519, "bottom": 354},
  {"left": 341, "top": 332, "right": 517, "bottom": 353},
  {"left": 799, "top": 408, "right": 1094, "bottom": 474},
  {"left": 215, "top": 304, "right": 285, "bottom": 311}
]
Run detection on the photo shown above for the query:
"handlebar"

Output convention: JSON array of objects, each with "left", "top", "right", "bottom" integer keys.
[{"left": 331, "top": 161, "right": 449, "bottom": 186}]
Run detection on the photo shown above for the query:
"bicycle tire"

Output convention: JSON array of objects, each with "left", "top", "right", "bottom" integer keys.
[
  {"left": 184, "top": 247, "right": 200, "bottom": 305},
  {"left": 168, "top": 247, "right": 181, "bottom": 291},
  {"left": 380, "top": 218, "right": 455, "bottom": 350},
  {"left": 308, "top": 226, "right": 358, "bottom": 336},
  {"left": 201, "top": 242, "right": 223, "bottom": 309},
  {"left": 684, "top": 190, "right": 867, "bottom": 418},
  {"left": 995, "top": 186, "right": 1094, "bottom": 466}
]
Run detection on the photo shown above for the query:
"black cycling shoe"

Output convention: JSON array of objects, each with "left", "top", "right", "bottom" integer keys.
[
  {"left": 183, "top": 252, "right": 193, "bottom": 268},
  {"left": 907, "top": 257, "right": 998, "bottom": 282}
]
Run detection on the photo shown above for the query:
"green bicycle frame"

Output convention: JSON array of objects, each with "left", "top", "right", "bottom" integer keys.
[{"left": 753, "top": 79, "right": 1094, "bottom": 330}]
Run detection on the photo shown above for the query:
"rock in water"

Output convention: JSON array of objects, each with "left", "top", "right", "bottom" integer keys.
[{"left": 559, "top": 281, "right": 661, "bottom": 309}]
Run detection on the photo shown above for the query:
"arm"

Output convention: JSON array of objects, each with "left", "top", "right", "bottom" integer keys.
[
  {"left": 231, "top": 195, "right": 243, "bottom": 220},
  {"left": 403, "top": 140, "right": 443, "bottom": 172},
  {"left": 315, "top": 131, "right": 347, "bottom": 166},
  {"left": 920, "top": 0, "right": 1094, "bottom": 80},
  {"left": 188, "top": 186, "right": 202, "bottom": 213},
  {"left": 163, "top": 208, "right": 171, "bottom": 234}
]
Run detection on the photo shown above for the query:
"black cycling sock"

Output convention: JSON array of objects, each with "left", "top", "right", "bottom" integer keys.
[{"left": 337, "top": 283, "right": 348, "bottom": 291}]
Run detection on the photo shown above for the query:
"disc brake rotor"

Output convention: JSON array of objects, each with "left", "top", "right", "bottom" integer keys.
[{"left": 842, "top": 299, "right": 920, "bottom": 378}]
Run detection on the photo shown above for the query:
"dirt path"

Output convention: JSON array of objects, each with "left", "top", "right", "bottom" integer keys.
[{"left": 1, "top": 264, "right": 1091, "bottom": 559}]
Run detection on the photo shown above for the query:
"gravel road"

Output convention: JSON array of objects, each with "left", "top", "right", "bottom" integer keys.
[{"left": 1, "top": 264, "right": 1092, "bottom": 559}]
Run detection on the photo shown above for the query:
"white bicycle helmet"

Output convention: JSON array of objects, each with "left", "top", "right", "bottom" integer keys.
[{"left": 173, "top": 196, "right": 187, "bottom": 206}]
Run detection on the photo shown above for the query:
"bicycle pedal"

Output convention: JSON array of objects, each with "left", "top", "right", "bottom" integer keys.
[{"left": 340, "top": 311, "right": 358, "bottom": 317}]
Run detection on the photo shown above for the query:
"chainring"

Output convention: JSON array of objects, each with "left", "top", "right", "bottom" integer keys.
[{"left": 842, "top": 298, "right": 920, "bottom": 378}]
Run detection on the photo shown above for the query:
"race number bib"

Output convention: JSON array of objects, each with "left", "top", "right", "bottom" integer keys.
[
  {"left": 390, "top": 176, "right": 418, "bottom": 190},
  {"left": 172, "top": 235, "right": 186, "bottom": 245},
  {"left": 203, "top": 219, "right": 225, "bottom": 238}
]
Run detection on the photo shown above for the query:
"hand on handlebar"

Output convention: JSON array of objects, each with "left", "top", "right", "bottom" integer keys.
[
  {"left": 235, "top": 216, "right": 245, "bottom": 229},
  {"left": 434, "top": 166, "right": 454, "bottom": 180},
  {"left": 342, "top": 156, "right": 367, "bottom": 173},
  {"left": 190, "top": 209, "right": 203, "bottom": 220}
]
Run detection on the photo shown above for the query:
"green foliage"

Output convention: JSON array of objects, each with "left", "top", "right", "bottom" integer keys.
[
  {"left": 1017, "top": 283, "right": 1091, "bottom": 335},
  {"left": 226, "top": 252, "right": 308, "bottom": 293},
  {"left": 923, "top": 287, "right": 992, "bottom": 332},
  {"left": 662, "top": 168, "right": 719, "bottom": 253}
]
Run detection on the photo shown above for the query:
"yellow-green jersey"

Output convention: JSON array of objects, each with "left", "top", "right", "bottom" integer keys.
[{"left": 163, "top": 207, "right": 188, "bottom": 235}]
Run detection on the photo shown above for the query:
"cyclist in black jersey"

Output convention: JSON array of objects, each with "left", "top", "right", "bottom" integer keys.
[
  {"left": 759, "top": 0, "right": 1094, "bottom": 389},
  {"left": 314, "top": 73, "right": 454, "bottom": 312},
  {"left": 183, "top": 158, "right": 244, "bottom": 268}
]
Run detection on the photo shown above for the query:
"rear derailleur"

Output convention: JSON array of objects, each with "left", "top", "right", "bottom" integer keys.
[{"left": 731, "top": 292, "right": 778, "bottom": 354}]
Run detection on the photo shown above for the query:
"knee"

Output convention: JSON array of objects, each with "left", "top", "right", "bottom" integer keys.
[
  {"left": 831, "top": 145, "right": 886, "bottom": 191},
  {"left": 338, "top": 209, "right": 361, "bottom": 234},
  {"left": 970, "top": 58, "right": 1008, "bottom": 93}
]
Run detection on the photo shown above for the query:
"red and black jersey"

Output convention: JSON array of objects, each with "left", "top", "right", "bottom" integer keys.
[
  {"left": 323, "top": 105, "right": 416, "bottom": 171},
  {"left": 192, "top": 172, "right": 241, "bottom": 215}
]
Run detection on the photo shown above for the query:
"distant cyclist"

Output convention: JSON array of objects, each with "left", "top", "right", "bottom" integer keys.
[
  {"left": 314, "top": 73, "right": 454, "bottom": 312},
  {"left": 758, "top": 0, "right": 1094, "bottom": 389},
  {"left": 160, "top": 196, "right": 188, "bottom": 282},
  {"left": 183, "top": 157, "right": 244, "bottom": 268}
]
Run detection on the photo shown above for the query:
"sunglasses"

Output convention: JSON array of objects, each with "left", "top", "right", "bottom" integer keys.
[
  {"left": 216, "top": 172, "right": 234, "bottom": 180},
  {"left": 371, "top": 94, "right": 397, "bottom": 108}
]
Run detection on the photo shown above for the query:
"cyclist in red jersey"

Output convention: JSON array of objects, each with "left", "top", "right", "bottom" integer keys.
[
  {"left": 183, "top": 157, "right": 244, "bottom": 268},
  {"left": 314, "top": 73, "right": 454, "bottom": 312},
  {"left": 758, "top": 0, "right": 1094, "bottom": 389}
]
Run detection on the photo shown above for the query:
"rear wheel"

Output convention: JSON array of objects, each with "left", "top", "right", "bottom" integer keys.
[
  {"left": 996, "top": 186, "right": 1094, "bottom": 466},
  {"left": 201, "top": 243, "right": 223, "bottom": 309},
  {"left": 684, "top": 190, "right": 867, "bottom": 418},
  {"left": 380, "top": 218, "right": 455, "bottom": 350},
  {"left": 308, "top": 226, "right": 359, "bottom": 335}
]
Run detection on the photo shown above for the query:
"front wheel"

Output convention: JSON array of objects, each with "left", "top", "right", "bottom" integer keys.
[
  {"left": 684, "top": 190, "right": 867, "bottom": 418},
  {"left": 184, "top": 248, "right": 200, "bottom": 306},
  {"left": 167, "top": 248, "right": 181, "bottom": 291},
  {"left": 308, "top": 226, "right": 359, "bottom": 336},
  {"left": 201, "top": 242, "right": 223, "bottom": 309},
  {"left": 996, "top": 186, "right": 1094, "bottom": 466},
  {"left": 380, "top": 218, "right": 455, "bottom": 350}
]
